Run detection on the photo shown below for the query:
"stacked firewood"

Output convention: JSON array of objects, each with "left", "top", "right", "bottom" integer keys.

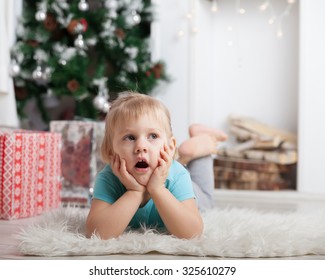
[{"left": 214, "top": 115, "right": 297, "bottom": 190}]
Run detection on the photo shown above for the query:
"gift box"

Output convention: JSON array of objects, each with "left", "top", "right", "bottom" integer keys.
[
  {"left": 0, "top": 130, "right": 62, "bottom": 219},
  {"left": 50, "top": 121, "right": 105, "bottom": 206}
]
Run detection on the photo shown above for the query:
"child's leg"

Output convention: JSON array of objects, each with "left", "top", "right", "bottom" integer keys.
[
  {"left": 177, "top": 134, "right": 217, "bottom": 165},
  {"left": 187, "top": 156, "right": 215, "bottom": 212},
  {"left": 189, "top": 124, "right": 228, "bottom": 141}
]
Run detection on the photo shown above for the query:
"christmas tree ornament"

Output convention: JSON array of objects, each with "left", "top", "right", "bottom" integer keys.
[
  {"left": 93, "top": 94, "right": 110, "bottom": 113},
  {"left": 67, "top": 79, "right": 80, "bottom": 92},
  {"left": 59, "top": 58, "right": 67, "bottom": 65},
  {"left": 32, "top": 64, "right": 51, "bottom": 85},
  {"left": 67, "top": 19, "right": 79, "bottom": 34},
  {"left": 9, "top": 61, "right": 21, "bottom": 77},
  {"left": 126, "top": 10, "right": 141, "bottom": 26},
  {"left": 74, "top": 23, "right": 85, "bottom": 34},
  {"left": 74, "top": 34, "right": 86, "bottom": 49},
  {"left": 14, "top": 86, "right": 28, "bottom": 100},
  {"left": 42, "top": 89, "right": 59, "bottom": 108},
  {"left": 26, "top": 39, "right": 39, "bottom": 48},
  {"left": 132, "top": 10, "right": 141, "bottom": 25},
  {"left": 35, "top": 10, "right": 47, "bottom": 21},
  {"left": 93, "top": 78, "right": 110, "bottom": 113},
  {"left": 43, "top": 13, "right": 58, "bottom": 31},
  {"left": 78, "top": 0, "right": 89, "bottom": 11},
  {"left": 42, "top": 66, "right": 52, "bottom": 82},
  {"left": 79, "top": 18, "right": 88, "bottom": 32},
  {"left": 102, "top": 101, "right": 110, "bottom": 113},
  {"left": 114, "top": 28, "right": 126, "bottom": 40},
  {"left": 32, "top": 65, "right": 44, "bottom": 82}
]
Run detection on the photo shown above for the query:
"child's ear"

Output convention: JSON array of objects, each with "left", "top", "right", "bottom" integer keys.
[{"left": 168, "top": 137, "right": 177, "bottom": 157}]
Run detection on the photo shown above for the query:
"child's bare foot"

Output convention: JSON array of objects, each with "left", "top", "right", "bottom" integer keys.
[
  {"left": 177, "top": 134, "right": 217, "bottom": 165},
  {"left": 189, "top": 124, "right": 228, "bottom": 142}
]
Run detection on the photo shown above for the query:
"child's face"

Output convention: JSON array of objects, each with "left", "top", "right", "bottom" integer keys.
[{"left": 111, "top": 113, "right": 175, "bottom": 186}]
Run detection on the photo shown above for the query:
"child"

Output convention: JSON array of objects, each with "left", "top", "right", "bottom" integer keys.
[{"left": 86, "top": 92, "right": 227, "bottom": 240}]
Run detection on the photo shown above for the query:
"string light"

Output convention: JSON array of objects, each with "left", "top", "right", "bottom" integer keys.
[
  {"left": 236, "top": 0, "right": 246, "bottom": 15},
  {"left": 211, "top": 0, "right": 296, "bottom": 38},
  {"left": 178, "top": 0, "right": 296, "bottom": 39},
  {"left": 211, "top": 0, "right": 218, "bottom": 13},
  {"left": 186, "top": 12, "right": 193, "bottom": 19},
  {"left": 276, "top": 26, "right": 283, "bottom": 38},
  {"left": 268, "top": 16, "right": 275, "bottom": 25},
  {"left": 177, "top": 29, "right": 185, "bottom": 38},
  {"left": 191, "top": 26, "right": 198, "bottom": 33},
  {"left": 259, "top": 1, "right": 270, "bottom": 11},
  {"left": 177, "top": 0, "right": 198, "bottom": 38}
]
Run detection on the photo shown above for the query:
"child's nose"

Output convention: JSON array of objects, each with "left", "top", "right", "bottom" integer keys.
[{"left": 135, "top": 139, "right": 148, "bottom": 153}]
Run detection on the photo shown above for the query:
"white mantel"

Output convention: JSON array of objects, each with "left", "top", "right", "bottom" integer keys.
[{"left": 153, "top": 0, "right": 325, "bottom": 194}]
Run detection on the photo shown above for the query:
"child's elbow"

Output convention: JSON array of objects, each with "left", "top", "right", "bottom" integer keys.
[
  {"left": 176, "top": 219, "right": 204, "bottom": 239},
  {"left": 189, "top": 222, "right": 204, "bottom": 239}
]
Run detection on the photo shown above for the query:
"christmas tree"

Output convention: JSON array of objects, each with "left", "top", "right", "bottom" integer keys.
[{"left": 10, "top": 0, "right": 168, "bottom": 130}]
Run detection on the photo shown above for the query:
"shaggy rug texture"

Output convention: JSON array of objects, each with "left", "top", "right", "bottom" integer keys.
[{"left": 17, "top": 207, "right": 325, "bottom": 258}]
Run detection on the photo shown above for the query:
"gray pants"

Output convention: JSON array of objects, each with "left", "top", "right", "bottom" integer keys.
[{"left": 187, "top": 156, "right": 215, "bottom": 212}]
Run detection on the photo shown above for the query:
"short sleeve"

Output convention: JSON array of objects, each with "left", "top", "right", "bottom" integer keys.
[
  {"left": 92, "top": 165, "right": 126, "bottom": 204},
  {"left": 166, "top": 161, "right": 196, "bottom": 202}
]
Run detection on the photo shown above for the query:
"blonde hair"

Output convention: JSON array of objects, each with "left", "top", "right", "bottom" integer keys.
[{"left": 101, "top": 92, "right": 173, "bottom": 163}]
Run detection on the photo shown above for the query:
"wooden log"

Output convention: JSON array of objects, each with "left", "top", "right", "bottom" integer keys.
[
  {"left": 229, "top": 115, "right": 297, "bottom": 145},
  {"left": 244, "top": 149, "right": 297, "bottom": 164}
]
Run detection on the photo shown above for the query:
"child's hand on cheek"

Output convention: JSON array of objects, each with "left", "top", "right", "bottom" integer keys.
[
  {"left": 110, "top": 154, "right": 146, "bottom": 194},
  {"left": 147, "top": 144, "right": 172, "bottom": 194}
]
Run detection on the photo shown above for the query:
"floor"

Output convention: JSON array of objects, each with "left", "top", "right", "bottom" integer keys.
[{"left": 1, "top": 189, "right": 325, "bottom": 260}]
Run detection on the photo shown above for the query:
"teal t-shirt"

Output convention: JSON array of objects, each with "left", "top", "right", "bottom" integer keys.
[{"left": 92, "top": 160, "right": 195, "bottom": 229}]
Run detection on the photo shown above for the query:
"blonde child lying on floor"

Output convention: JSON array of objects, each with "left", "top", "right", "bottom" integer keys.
[{"left": 86, "top": 92, "right": 227, "bottom": 240}]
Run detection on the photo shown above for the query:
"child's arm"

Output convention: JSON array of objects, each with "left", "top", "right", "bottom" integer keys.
[
  {"left": 85, "top": 190, "right": 145, "bottom": 239},
  {"left": 86, "top": 156, "right": 148, "bottom": 239},
  {"left": 150, "top": 189, "right": 203, "bottom": 239},
  {"left": 147, "top": 146, "right": 203, "bottom": 239}
]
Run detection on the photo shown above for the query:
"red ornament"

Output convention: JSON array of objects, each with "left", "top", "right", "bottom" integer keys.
[
  {"left": 115, "top": 28, "right": 126, "bottom": 40},
  {"left": 43, "top": 13, "right": 58, "bottom": 31},
  {"left": 79, "top": 18, "right": 88, "bottom": 32},
  {"left": 152, "top": 63, "right": 163, "bottom": 79},
  {"left": 67, "top": 79, "right": 80, "bottom": 92},
  {"left": 67, "top": 19, "right": 79, "bottom": 34}
]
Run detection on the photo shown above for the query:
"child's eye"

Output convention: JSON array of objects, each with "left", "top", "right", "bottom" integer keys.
[
  {"left": 149, "top": 133, "right": 158, "bottom": 140},
  {"left": 124, "top": 135, "right": 135, "bottom": 141}
]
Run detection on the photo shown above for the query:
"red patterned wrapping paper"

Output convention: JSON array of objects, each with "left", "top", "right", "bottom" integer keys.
[
  {"left": 0, "top": 130, "right": 62, "bottom": 219},
  {"left": 50, "top": 121, "right": 105, "bottom": 206}
]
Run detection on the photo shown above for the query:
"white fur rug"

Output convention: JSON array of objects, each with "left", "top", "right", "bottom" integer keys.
[{"left": 17, "top": 207, "right": 325, "bottom": 258}]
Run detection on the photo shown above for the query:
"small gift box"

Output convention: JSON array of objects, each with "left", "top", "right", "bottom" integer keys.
[
  {"left": 0, "top": 129, "right": 62, "bottom": 219},
  {"left": 50, "top": 121, "right": 105, "bottom": 206}
]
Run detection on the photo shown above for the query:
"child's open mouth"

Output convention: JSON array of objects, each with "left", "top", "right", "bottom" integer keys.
[{"left": 135, "top": 159, "right": 149, "bottom": 169}]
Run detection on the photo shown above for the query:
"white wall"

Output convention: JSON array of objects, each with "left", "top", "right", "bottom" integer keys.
[
  {"left": 154, "top": 0, "right": 299, "bottom": 145},
  {"left": 152, "top": 0, "right": 192, "bottom": 144},
  {"left": 298, "top": 0, "right": 325, "bottom": 193}
]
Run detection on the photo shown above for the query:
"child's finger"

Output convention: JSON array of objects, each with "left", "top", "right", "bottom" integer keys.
[
  {"left": 157, "top": 158, "right": 166, "bottom": 168},
  {"left": 162, "top": 145, "right": 173, "bottom": 164},
  {"left": 120, "top": 159, "right": 129, "bottom": 177},
  {"left": 160, "top": 148, "right": 169, "bottom": 162},
  {"left": 164, "top": 144, "right": 171, "bottom": 156}
]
